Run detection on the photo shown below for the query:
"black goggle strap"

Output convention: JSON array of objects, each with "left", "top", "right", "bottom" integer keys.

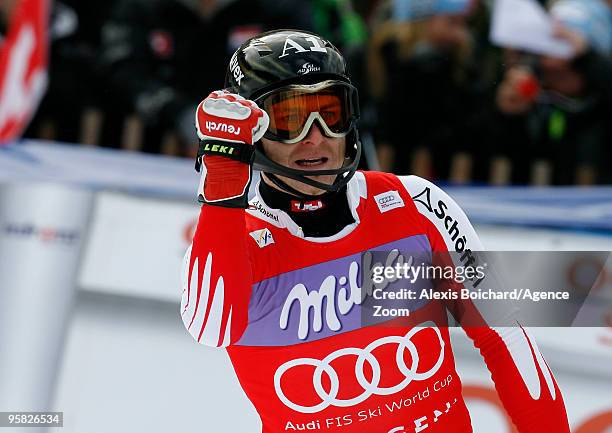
[
  {"left": 195, "top": 139, "right": 256, "bottom": 172},
  {"left": 266, "top": 173, "right": 316, "bottom": 198}
]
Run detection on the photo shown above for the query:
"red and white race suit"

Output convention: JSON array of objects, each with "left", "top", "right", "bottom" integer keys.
[{"left": 181, "top": 171, "right": 570, "bottom": 433}]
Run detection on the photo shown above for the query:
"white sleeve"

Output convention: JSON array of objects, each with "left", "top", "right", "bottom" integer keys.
[
  {"left": 398, "top": 176, "right": 569, "bottom": 432},
  {"left": 398, "top": 175, "right": 484, "bottom": 251}
]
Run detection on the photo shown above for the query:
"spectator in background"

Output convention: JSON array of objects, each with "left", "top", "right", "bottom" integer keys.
[
  {"left": 312, "top": 0, "right": 368, "bottom": 53},
  {"left": 368, "top": 0, "right": 487, "bottom": 182},
  {"left": 310, "top": 0, "right": 377, "bottom": 169},
  {"left": 99, "top": 0, "right": 313, "bottom": 156},
  {"left": 490, "top": 0, "right": 612, "bottom": 185},
  {"left": 22, "top": 0, "right": 112, "bottom": 144}
]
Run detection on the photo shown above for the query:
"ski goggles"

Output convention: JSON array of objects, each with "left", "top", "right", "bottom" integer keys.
[{"left": 255, "top": 80, "right": 359, "bottom": 144}]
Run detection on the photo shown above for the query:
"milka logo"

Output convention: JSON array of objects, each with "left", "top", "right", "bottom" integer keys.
[
  {"left": 280, "top": 250, "right": 413, "bottom": 340},
  {"left": 297, "top": 62, "right": 320, "bottom": 75},
  {"left": 205, "top": 120, "right": 240, "bottom": 135}
]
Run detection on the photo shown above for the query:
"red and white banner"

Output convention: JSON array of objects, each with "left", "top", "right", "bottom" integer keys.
[{"left": 0, "top": 0, "right": 49, "bottom": 144}]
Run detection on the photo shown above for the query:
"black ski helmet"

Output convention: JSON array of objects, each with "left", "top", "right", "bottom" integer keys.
[{"left": 224, "top": 29, "right": 361, "bottom": 196}]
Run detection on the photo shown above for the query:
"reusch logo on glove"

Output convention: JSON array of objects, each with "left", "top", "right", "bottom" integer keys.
[{"left": 205, "top": 120, "right": 241, "bottom": 136}]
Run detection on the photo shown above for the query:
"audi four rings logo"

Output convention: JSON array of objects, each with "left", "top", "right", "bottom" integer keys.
[{"left": 274, "top": 322, "right": 445, "bottom": 414}]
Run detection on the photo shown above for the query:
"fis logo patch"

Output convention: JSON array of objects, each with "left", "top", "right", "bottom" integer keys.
[
  {"left": 249, "top": 228, "right": 275, "bottom": 248},
  {"left": 374, "top": 190, "right": 405, "bottom": 213}
]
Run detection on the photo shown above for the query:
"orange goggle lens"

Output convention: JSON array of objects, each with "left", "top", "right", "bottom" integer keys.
[{"left": 258, "top": 82, "right": 356, "bottom": 142}]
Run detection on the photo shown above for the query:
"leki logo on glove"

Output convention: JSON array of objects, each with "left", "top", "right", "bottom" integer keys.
[
  {"left": 274, "top": 322, "right": 445, "bottom": 413},
  {"left": 201, "top": 142, "right": 236, "bottom": 156},
  {"left": 205, "top": 120, "right": 241, "bottom": 136}
]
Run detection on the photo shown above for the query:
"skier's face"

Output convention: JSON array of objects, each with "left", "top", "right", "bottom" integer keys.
[{"left": 261, "top": 123, "right": 347, "bottom": 196}]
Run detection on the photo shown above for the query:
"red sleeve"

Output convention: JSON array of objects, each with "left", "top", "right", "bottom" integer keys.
[
  {"left": 423, "top": 215, "right": 570, "bottom": 433},
  {"left": 401, "top": 175, "right": 571, "bottom": 433},
  {"left": 180, "top": 205, "right": 252, "bottom": 347}
]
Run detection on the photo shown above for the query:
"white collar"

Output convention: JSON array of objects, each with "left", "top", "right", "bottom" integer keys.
[{"left": 246, "top": 171, "right": 367, "bottom": 242}]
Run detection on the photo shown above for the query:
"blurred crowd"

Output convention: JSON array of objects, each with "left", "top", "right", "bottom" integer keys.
[{"left": 1, "top": 0, "right": 611, "bottom": 185}]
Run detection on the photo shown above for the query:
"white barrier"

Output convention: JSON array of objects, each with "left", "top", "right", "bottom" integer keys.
[{"left": 0, "top": 183, "right": 93, "bottom": 417}]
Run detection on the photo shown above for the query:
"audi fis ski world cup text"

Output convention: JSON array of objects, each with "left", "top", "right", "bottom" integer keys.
[{"left": 277, "top": 322, "right": 461, "bottom": 431}]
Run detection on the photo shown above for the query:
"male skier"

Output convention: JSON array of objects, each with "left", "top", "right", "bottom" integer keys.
[{"left": 181, "top": 29, "right": 570, "bottom": 433}]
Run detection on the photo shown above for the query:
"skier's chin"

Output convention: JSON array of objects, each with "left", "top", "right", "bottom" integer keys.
[
  {"left": 286, "top": 175, "right": 333, "bottom": 196},
  {"left": 264, "top": 173, "right": 333, "bottom": 197}
]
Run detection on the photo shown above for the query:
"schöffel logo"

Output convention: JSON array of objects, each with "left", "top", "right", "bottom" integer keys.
[
  {"left": 297, "top": 62, "right": 321, "bottom": 75},
  {"left": 205, "top": 120, "right": 241, "bottom": 136},
  {"left": 411, "top": 187, "right": 481, "bottom": 274},
  {"left": 412, "top": 187, "right": 470, "bottom": 254},
  {"left": 2, "top": 223, "right": 80, "bottom": 245}
]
